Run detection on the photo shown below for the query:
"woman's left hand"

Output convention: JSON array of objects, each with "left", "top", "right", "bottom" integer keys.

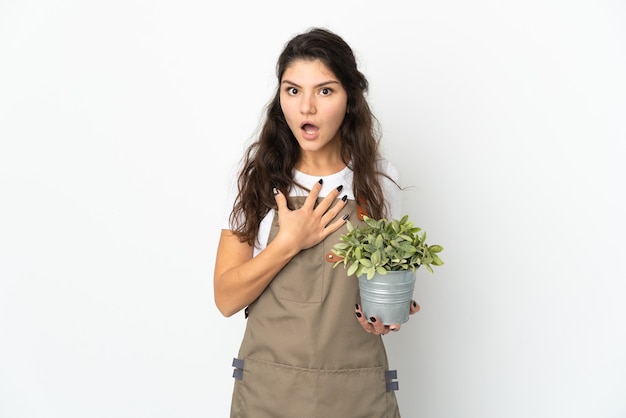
[{"left": 354, "top": 300, "right": 421, "bottom": 335}]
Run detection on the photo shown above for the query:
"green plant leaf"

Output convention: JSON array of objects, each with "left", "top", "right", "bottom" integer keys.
[
  {"left": 347, "top": 262, "right": 359, "bottom": 276},
  {"left": 371, "top": 250, "right": 381, "bottom": 266},
  {"left": 359, "top": 259, "right": 373, "bottom": 268},
  {"left": 432, "top": 254, "right": 444, "bottom": 266},
  {"left": 429, "top": 245, "right": 444, "bottom": 253}
]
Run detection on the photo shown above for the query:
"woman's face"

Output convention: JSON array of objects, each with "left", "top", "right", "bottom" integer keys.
[{"left": 280, "top": 59, "right": 348, "bottom": 158}]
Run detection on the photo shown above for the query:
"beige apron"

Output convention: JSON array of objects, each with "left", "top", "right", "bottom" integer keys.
[{"left": 230, "top": 198, "right": 401, "bottom": 418}]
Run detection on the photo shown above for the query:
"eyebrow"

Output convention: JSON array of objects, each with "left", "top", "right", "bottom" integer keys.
[{"left": 281, "top": 79, "right": 341, "bottom": 88}]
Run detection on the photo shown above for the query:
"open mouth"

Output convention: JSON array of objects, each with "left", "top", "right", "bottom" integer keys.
[{"left": 301, "top": 123, "right": 319, "bottom": 136}]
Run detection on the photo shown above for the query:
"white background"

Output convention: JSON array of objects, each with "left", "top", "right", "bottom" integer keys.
[{"left": 1, "top": 1, "right": 625, "bottom": 417}]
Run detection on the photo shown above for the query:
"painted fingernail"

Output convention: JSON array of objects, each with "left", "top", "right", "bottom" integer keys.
[
  {"left": 318, "top": 179, "right": 323, "bottom": 184},
  {"left": 341, "top": 195, "right": 347, "bottom": 202},
  {"left": 412, "top": 301, "right": 417, "bottom": 307},
  {"left": 342, "top": 214, "right": 350, "bottom": 221},
  {"left": 273, "top": 187, "right": 279, "bottom": 196},
  {"left": 369, "top": 317, "right": 377, "bottom": 323},
  {"left": 355, "top": 312, "right": 362, "bottom": 318},
  {"left": 390, "top": 326, "right": 397, "bottom": 331},
  {"left": 355, "top": 304, "right": 359, "bottom": 310},
  {"left": 336, "top": 184, "right": 344, "bottom": 192}
]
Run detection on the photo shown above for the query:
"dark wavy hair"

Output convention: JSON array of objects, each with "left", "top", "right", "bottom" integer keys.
[{"left": 230, "top": 27, "right": 396, "bottom": 245}]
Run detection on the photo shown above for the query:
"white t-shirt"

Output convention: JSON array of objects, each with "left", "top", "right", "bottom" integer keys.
[{"left": 221, "top": 159, "right": 402, "bottom": 256}]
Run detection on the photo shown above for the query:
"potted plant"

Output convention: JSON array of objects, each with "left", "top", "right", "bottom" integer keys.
[{"left": 331, "top": 215, "right": 444, "bottom": 324}]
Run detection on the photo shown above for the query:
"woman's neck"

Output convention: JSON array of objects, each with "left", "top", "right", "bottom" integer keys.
[{"left": 295, "top": 154, "right": 346, "bottom": 176}]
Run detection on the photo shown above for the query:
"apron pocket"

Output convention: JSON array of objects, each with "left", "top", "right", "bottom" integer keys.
[
  {"left": 232, "top": 356, "right": 317, "bottom": 418},
  {"left": 317, "top": 366, "right": 393, "bottom": 418},
  {"left": 276, "top": 249, "right": 324, "bottom": 303},
  {"left": 231, "top": 356, "right": 398, "bottom": 418}
]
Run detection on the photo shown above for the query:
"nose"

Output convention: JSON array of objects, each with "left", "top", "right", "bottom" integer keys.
[{"left": 300, "top": 93, "right": 317, "bottom": 115}]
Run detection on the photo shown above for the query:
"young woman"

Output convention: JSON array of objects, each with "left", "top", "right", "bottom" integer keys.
[{"left": 214, "top": 27, "right": 420, "bottom": 417}]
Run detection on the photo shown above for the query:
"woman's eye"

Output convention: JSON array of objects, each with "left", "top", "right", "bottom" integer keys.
[
  {"left": 320, "top": 88, "right": 332, "bottom": 96},
  {"left": 287, "top": 87, "right": 298, "bottom": 95}
]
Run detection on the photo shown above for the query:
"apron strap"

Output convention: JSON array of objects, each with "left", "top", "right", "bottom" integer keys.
[{"left": 357, "top": 201, "right": 370, "bottom": 220}]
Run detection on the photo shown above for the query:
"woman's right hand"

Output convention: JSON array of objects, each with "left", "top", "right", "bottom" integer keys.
[{"left": 272, "top": 180, "right": 349, "bottom": 252}]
